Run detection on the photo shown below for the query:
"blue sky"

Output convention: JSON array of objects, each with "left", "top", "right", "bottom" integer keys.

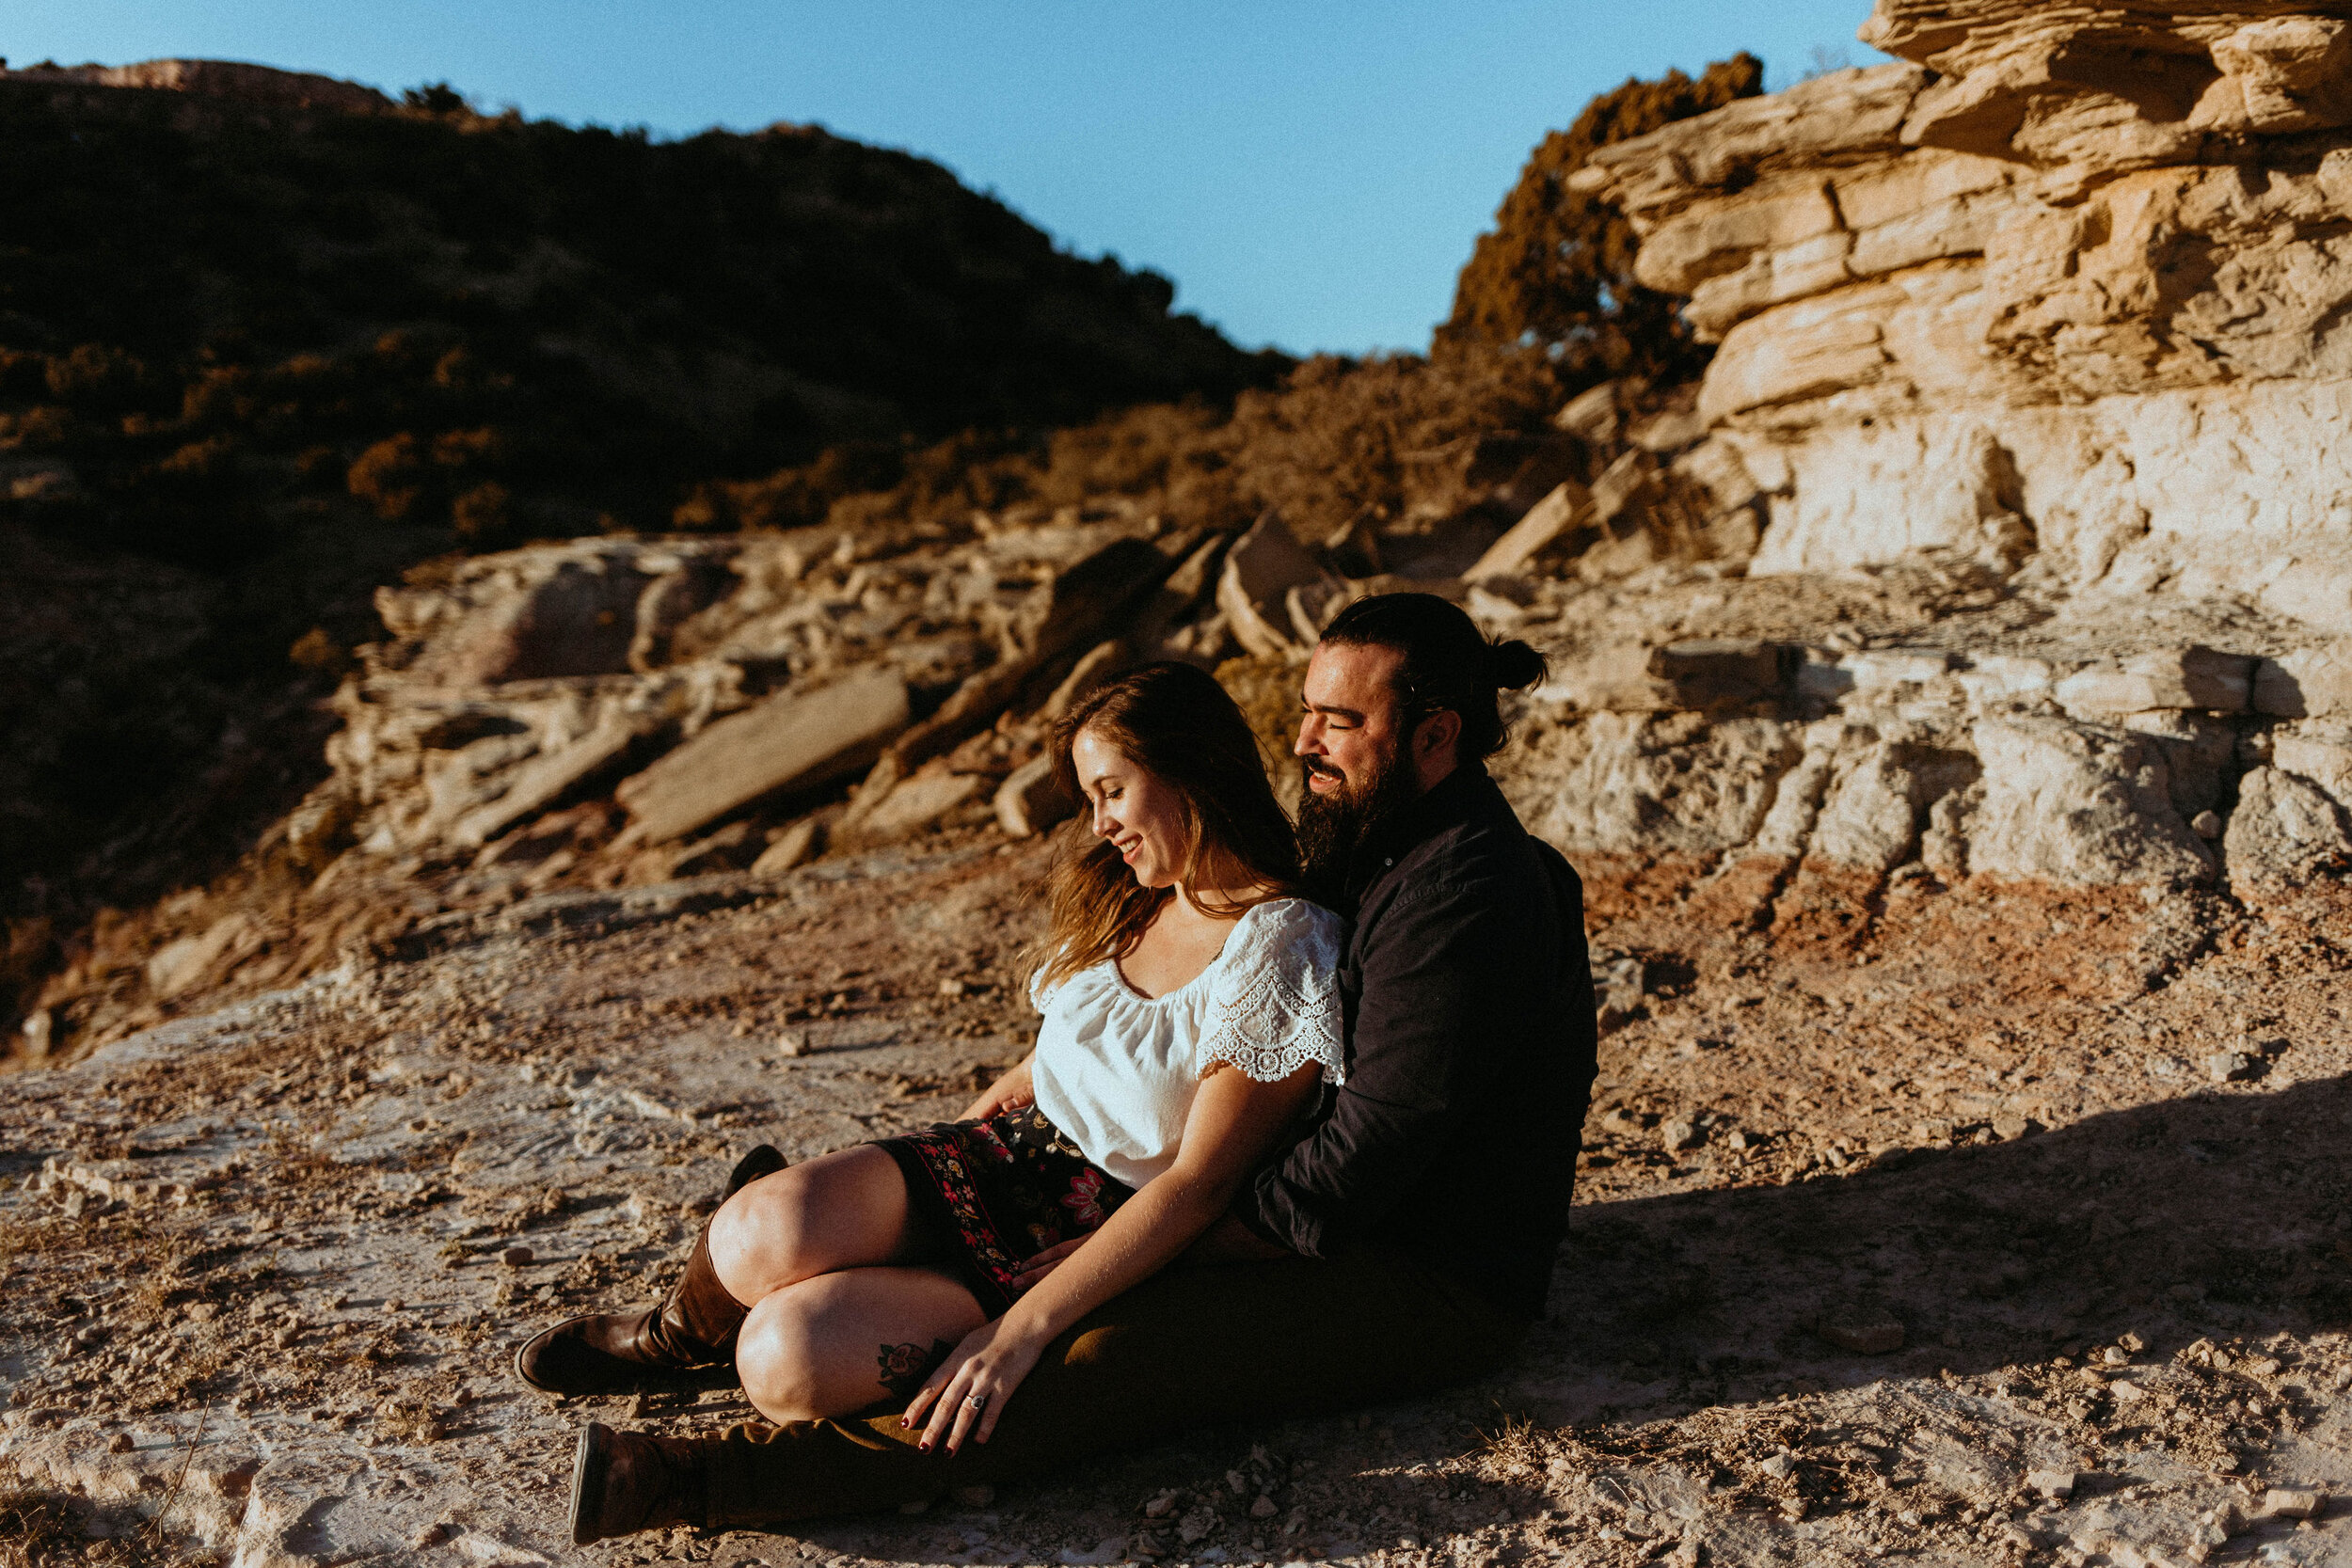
[{"left": 8, "top": 2, "right": 1893, "bottom": 356}]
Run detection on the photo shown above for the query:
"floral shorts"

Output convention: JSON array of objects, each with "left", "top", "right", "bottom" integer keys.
[{"left": 875, "top": 1105, "right": 1132, "bottom": 1318}]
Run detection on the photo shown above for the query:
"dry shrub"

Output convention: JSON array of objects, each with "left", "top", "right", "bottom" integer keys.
[{"left": 1441, "top": 53, "right": 1764, "bottom": 387}]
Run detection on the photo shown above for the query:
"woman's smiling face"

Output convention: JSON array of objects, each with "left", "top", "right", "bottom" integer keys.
[{"left": 1072, "top": 727, "right": 1189, "bottom": 890}]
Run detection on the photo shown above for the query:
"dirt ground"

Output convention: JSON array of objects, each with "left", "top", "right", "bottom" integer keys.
[{"left": 5, "top": 824, "right": 2352, "bottom": 1568}]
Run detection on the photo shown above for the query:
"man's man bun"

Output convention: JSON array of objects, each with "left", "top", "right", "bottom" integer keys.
[
  {"left": 1487, "top": 639, "right": 1547, "bottom": 692},
  {"left": 1320, "top": 593, "right": 1548, "bottom": 762}
]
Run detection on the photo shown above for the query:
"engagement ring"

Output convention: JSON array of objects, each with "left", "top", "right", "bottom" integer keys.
[{"left": 963, "top": 1393, "right": 989, "bottom": 1410}]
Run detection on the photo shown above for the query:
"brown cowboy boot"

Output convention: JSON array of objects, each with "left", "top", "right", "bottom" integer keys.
[
  {"left": 570, "top": 1422, "right": 707, "bottom": 1544},
  {"left": 515, "top": 1144, "right": 786, "bottom": 1397}
]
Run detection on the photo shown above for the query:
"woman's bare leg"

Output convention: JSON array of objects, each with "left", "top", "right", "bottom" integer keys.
[
  {"left": 706, "top": 1145, "right": 924, "bottom": 1305},
  {"left": 737, "top": 1266, "right": 987, "bottom": 1423}
]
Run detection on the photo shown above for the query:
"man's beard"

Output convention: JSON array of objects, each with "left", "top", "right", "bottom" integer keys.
[{"left": 1295, "top": 747, "right": 1421, "bottom": 892}]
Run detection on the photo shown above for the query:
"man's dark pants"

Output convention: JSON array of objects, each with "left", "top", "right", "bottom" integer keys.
[{"left": 692, "top": 1244, "right": 1525, "bottom": 1527}]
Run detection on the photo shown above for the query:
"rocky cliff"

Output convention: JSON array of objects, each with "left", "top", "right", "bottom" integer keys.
[{"left": 1580, "top": 2, "right": 2352, "bottom": 621}]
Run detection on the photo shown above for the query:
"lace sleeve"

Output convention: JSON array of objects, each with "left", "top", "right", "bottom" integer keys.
[{"left": 1198, "top": 902, "right": 1346, "bottom": 1085}]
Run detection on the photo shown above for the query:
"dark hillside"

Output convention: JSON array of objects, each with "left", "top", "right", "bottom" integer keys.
[
  {"left": 0, "top": 65, "right": 1283, "bottom": 1012},
  {"left": 0, "top": 71, "right": 1282, "bottom": 566}
]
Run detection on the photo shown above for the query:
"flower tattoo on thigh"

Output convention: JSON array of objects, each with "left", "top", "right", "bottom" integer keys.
[{"left": 877, "top": 1338, "right": 954, "bottom": 1402}]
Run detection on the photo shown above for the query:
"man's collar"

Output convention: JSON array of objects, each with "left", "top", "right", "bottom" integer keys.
[{"left": 1348, "top": 764, "right": 1490, "bottom": 886}]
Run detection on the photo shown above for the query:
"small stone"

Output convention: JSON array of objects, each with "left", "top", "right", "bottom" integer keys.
[
  {"left": 1820, "top": 1310, "right": 1905, "bottom": 1354},
  {"left": 1661, "top": 1116, "right": 1703, "bottom": 1151},
  {"left": 2118, "top": 1331, "right": 2145, "bottom": 1354},
  {"left": 2192, "top": 809, "right": 2223, "bottom": 838},
  {"left": 1250, "top": 1496, "right": 1279, "bottom": 1519},
  {"left": 951, "top": 1484, "right": 994, "bottom": 1508},
  {"left": 106, "top": 1432, "right": 134, "bottom": 1453},
  {"left": 1142, "top": 1490, "right": 1179, "bottom": 1519},
  {"left": 937, "top": 978, "right": 967, "bottom": 999},
  {"left": 271, "top": 1327, "right": 298, "bottom": 1349},
  {"left": 1226, "top": 1468, "right": 1249, "bottom": 1496},
  {"left": 2101, "top": 1346, "right": 2129, "bottom": 1366},
  {"left": 1758, "top": 1451, "right": 1796, "bottom": 1481},
  {"left": 1992, "top": 1112, "right": 2030, "bottom": 1141},
  {"left": 500, "top": 1244, "right": 533, "bottom": 1267},
  {"left": 411, "top": 1522, "right": 453, "bottom": 1549},
  {"left": 2265, "top": 1486, "right": 2324, "bottom": 1520},
  {"left": 2027, "top": 1469, "right": 2077, "bottom": 1500},
  {"left": 2207, "top": 1051, "right": 2258, "bottom": 1083},
  {"left": 1176, "top": 1504, "right": 1218, "bottom": 1545},
  {"left": 775, "top": 1032, "right": 808, "bottom": 1058}
]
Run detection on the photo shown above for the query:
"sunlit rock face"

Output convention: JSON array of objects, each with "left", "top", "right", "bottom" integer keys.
[{"left": 1578, "top": 1, "right": 2352, "bottom": 630}]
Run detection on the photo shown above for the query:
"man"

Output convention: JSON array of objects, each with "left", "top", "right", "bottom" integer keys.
[{"left": 561, "top": 592, "right": 1599, "bottom": 1541}]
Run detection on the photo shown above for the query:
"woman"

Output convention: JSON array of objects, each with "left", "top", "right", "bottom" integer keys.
[{"left": 527, "top": 660, "right": 1343, "bottom": 1456}]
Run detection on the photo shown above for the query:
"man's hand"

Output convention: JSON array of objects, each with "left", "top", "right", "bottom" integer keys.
[
  {"left": 1184, "top": 1213, "right": 1291, "bottom": 1264},
  {"left": 1008, "top": 1237, "right": 1085, "bottom": 1293}
]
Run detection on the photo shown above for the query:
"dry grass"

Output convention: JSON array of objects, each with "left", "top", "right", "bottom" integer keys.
[{"left": 0, "top": 1489, "right": 217, "bottom": 1568}]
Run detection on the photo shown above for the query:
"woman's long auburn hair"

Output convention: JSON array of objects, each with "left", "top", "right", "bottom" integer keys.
[{"left": 1026, "top": 661, "right": 1300, "bottom": 993}]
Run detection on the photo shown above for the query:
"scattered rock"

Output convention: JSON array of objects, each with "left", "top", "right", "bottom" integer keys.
[
  {"left": 1820, "top": 1309, "right": 1905, "bottom": 1354},
  {"left": 751, "top": 816, "right": 826, "bottom": 877},
  {"left": 2207, "top": 1051, "right": 2259, "bottom": 1084},
  {"left": 2264, "top": 1486, "right": 2324, "bottom": 1520},
  {"left": 498, "top": 1244, "right": 532, "bottom": 1267},
  {"left": 1175, "top": 1504, "right": 1218, "bottom": 1545},
  {"left": 2027, "top": 1470, "right": 2078, "bottom": 1501}
]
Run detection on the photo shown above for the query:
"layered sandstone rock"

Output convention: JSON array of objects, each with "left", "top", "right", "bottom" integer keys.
[{"left": 1577, "top": 0, "right": 2352, "bottom": 629}]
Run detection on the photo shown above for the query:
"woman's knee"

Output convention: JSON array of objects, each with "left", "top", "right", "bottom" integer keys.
[
  {"left": 734, "top": 1278, "right": 884, "bottom": 1429},
  {"left": 708, "top": 1166, "right": 819, "bottom": 1286},
  {"left": 707, "top": 1147, "right": 906, "bottom": 1299},
  {"left": 734, "top": 1285, "right": 834, "bottom": 1422}
]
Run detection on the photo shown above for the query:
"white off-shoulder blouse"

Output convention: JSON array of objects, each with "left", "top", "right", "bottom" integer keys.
[{"left": 1027, "top": 897, "right": 1346, "bottom": 1189}]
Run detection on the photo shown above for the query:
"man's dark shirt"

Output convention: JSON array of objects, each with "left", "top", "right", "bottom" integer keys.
[{"left": 1237, "top": 765, "right": 1598, "bottom": 1320}]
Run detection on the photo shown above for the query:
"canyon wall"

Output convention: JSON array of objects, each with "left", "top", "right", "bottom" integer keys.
[{"left": 1580, "top": 1, "right": 2352, "bottom": 629}]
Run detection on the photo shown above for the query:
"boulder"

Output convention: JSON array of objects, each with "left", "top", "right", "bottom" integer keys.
[
  {"left": 995, "top": 754, "right": 1078, "bottom": 838},
  {"left": 1967, "top": 717, "right": 2215, "bottom": 888},
  {"left": 1215, "top": 515, "right": 1347, "bottom": 658},
  {"left": 448, "top": 708, "right": 648, "bottom": 848},
  {"left": 2274, "top": 729, "right": 2352, "bottom": 811},
  {"left": 2055, "top": 648, "right": 2253, "bottom": 717},
  {"left": 850, "top": 762, "right": 989, "bottom": 843},
  {"left": 1543, "top": 640, "right": 1790, "bottom": 714},
  {"left": 1015, "top": 534, "right": 1184, "bottom": 662},
  {"left": 2121, "top": 711, "right": 2237, "bottom": 820},
  {"left": 751, "top": 816, "right": 825, "bottom": 877},
  {"left": 1810, "top": 742, "right": 1926, "bottom": 873},
  {"left": 146, "top": 913, "right": 261, "bottom": 1000},
  {"left": 1533, "top": 714, "right": 1804, "bottom": 855},
  {"left": 2224, "top": 766, "right": 2352, "bottom": 888},
  {"left": 439, "top": 557, "right": 648, "bottom": 685},
  {"left": 615, "top": 668, "right": 909, "bottom": 845},
  {"left": 2254, "top": 641, "right": 2352, "bottom": 718},
  {"left": 1467, "top": 481, "right": 1594, "bottom": 581},
  {"left": 1042, "top": 641, "right": 1129, "bottom": 721}
]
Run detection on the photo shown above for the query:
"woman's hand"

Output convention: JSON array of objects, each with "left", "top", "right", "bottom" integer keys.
[
  {"left": 957, "top": 1055, "right": 1037, "bottom": 1122},
  {"left": 901, "top": 1315, "right": 1049, "bottom": 1454}
]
